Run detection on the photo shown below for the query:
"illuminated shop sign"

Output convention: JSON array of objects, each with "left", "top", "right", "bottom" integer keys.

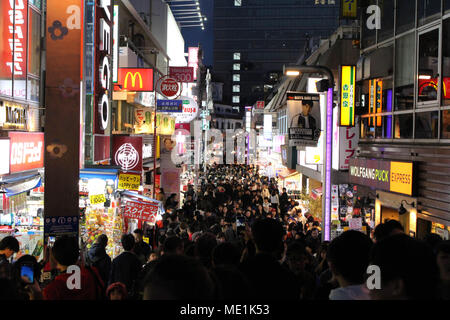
[
  {"left": 116, "top": 68, "right": 154, "bottom": 92},
  {"left": 8, "top": 131, "right": 44, "bottom": 173},
  {"left": 188, "top": 47, "right": 199, "bottom": 80},
  {"left": 0, "top": 101, "right": 28, "bottom": 128},
  {"left": 349, "top": 158, "right": 414, "bottom": 196},
  {"left": 95, "top": 0, "right": 112, "bottom": 133},
  {"left": 340, "top": 66, "right": 356, "bottom": 127}
]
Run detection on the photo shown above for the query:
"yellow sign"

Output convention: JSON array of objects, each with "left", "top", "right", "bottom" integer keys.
[
  {"left": 390, "top": 162, "right": 413, "bottom": 196},
  {"left": 124, "top": 72, "right": 143, "bottom": 89},
  {"left": 90, "top": 194, "right": 106, "bottom": 205},
  {"left": 118, "top": 173, "right": 141, "bottom": 191},
  {"left": 340, "top": 66, "right": 356, "bottom": 126},
  {"left": 342, "top": 0, "right": 358, "bottom": 19},
  {"left": 143, "top": 237, "right": 150, "bottom": 244}
]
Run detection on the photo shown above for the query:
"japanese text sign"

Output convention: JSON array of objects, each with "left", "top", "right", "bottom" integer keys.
[
  {"left": 157, "top": 100, "right": 183, "bottom": 113},
  {"left": 340, "top": 65, "right": 356, "bottom": 126},
  {"left": 9, "top": 132, "right": 44, "bottom": 173},
  {"left": 118, "top": 173, "right": 141, "bottom": 191},
  {"left": 169, "top": 67, "right": 194, "bottom": 83},
  {"left": 123, "top": 200, "right": 159, "bottom": 223}
]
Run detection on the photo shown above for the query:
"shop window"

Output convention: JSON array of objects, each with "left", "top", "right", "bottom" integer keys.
[
  {"left": 418, "top": 28, "right": 440, "bottom": 104},
  {"left": 417, "top": 0, "right": 441, "bottom": 27},
  {"left": 394, "top": 113, "right": 413, "bottom": 139},
  {"left": 360, "top": 117, "right": 375, "bottom": 139},
  {"left": 361, "top": 0, "right": 377, "bottom": 48},
  {"left": 27, "top": 78, "right": 39, "bottom": 102},
  {"left": 374, "top": 116, "right": 393, "bottom": 139},
  {"left": 415, "top": 111, "right": 439, "bottom": 139},
  {"left": 442, "top": 110, "right": 450, "bottom": 139},
  {"left": 395, "top": 33, "right": 415, "bottom": 110},
  {"left": 378, "top": 0, "right": 394, "bottom": 42},
  {"left": 29, "top": 0, "right": 42, "bottom": 9},
  {"left": 396, "top": 0, "right": 416, "bottom": 35},
  {"left": 442, "top": 19, "right": 450, "bottom": 105}
]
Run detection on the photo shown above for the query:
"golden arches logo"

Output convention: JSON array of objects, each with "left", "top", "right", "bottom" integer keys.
[{"left": 124, "top": 72, "right": 143, "bottom": 89}]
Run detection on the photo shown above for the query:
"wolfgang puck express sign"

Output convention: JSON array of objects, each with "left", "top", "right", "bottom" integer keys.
[{"left": 349, "top": 158, "right": 414, "bottom": 196}]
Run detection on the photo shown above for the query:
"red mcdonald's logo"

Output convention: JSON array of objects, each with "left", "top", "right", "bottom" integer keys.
[{"left": 116, "top": 68, "right": 154, "bottom": 92}]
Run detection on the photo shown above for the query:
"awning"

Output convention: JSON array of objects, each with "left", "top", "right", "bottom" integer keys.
[
  {"left": 1, "top": 174, "right": 42, "bottom": 197},
  {"left": 278, "top": 169, "right": 298, "bottom": 180},
  {"left": 310, "top": 187, "right": 323, "bottom": 200},
  {"left": 80, "top": 168, "right": 119, "bottom": 181}
]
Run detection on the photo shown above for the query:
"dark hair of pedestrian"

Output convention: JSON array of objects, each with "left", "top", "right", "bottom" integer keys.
[
  {"left": 0, "top": 236, "right": 19, "bottom": 252},
  {"left": 436, "top": 240, "right": 450, "bottom": 255},
  {"left": 327, "top": 230, "right": 373, "bottom": 284},
  {"left": 212, "top": 242, "right": 241, "bottom": 267},
  {"left": 370, "top": 233, "right": 439, "bottom": 299},
  {"left": 52, "top": 236, "right": 80, "bottom": 266},
  {"left": 163, "top": 236, "right": 183, "bottom": 255},
  {"left": 96, "top": 234, "right": 108, "bottom": 248},
  {"left": 121, "top": 234, "right": 135, "bottom": 251},
  {"left": 143, "top": 254, "right": 215, "bottom": 300},
  {"left": 133, "top": 229, "right": 144, "bottom": 236},
  {"left": 251, "top": 218, "right": 284, "bottom": 255}
]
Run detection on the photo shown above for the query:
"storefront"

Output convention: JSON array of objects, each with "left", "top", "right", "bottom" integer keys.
[
  {"left": 79, "top": 168, "right": 124, "bottom": 258},
  {"left": 348, "top": 158, "right": 418, "bottom": 238},
  {"left": 0, "top": 131, "right": 45, "bottom": 259}
]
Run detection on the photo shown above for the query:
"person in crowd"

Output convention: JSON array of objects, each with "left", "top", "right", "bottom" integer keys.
[
  {"left": 327, "top": 230, "right": 373, "bottom": 300},
  {"left": 436, "top": 240, "right": 450, "bottom": 300},
  {"left": 369, "top": 233, "right": 439, "bottom": 300},
  {"left": 195, "top": 232, "right": 218, "bottom": 270},
  {"left": 285, "top": 241, "right": 316, "bottom": 300},
  {"left": 109, "top": 234, "right": 142, "bottom": 299},
  {"left": 156, "top": 188, "right": 165, "bottom": 203},
  {"left": 11, "top": 255, "right": 42, "bottom": 300},
  {"left": 133, "top": 229, "right": 151, "bottom": 265},
  {"left": 314, "top": 242, "right": 330, "bottom": 276},
  {"left": 40, "top": 236, "right": 105, "bottom": 300},
  {"left": 107, "top": 282, "right": 128, "bottom": 300},
  {"left": 0, "top": 236, "right": 20, "bottom": 280},
  {"left": 373, "top": 219, "right": 404, "bottom": 242},
  {"left": 305, "top": 227, "right": 321, "bottom": 256},
  {"left": 162, "top": 236, "right": 184, "bottom": 256},
  {"left": 143, "top": 254, "right": 216, "bottom": 300},
  {"left": 240, "top": 218, "right": 300, "bottom": 300},
  {"left": 86, "top": 234, "right": 111, "bottom": 286}
]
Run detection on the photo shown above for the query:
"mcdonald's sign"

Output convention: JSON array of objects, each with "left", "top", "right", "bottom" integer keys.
[{"left": 117, "top": 68, "right": 154, "bottom": 92}]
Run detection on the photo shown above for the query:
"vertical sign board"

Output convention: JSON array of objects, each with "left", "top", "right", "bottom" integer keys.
[
  {"left": 340, "top": 66, "right": 356, "bottom": 127},
  {"left": 188, "top": 47, "right": 199, "bottom": 81},
  {"left": 341, "top": 0, "right": 358, "bottom": 19},
  {"left": 45, "top": 0, "right": 82, "bottom": 218},
  {"left": 94, "top": 0, "right": 112, "bottom": 160}
]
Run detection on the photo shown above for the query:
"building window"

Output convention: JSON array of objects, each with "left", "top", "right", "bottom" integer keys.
[
  {"left": 417, "top": 0, "right": 441, "bottom": 27},
  {"left": 396, "top": 0, "right": 415, "bottom": 35},
  {"left": 233, "top": 85, "right": 240, "bottom": 93},
  {"left": 442, "top": 19, "right": 450, "bottom": 106},
  {"left": 233, "top": 64, "right": 240, "bottom": 71},
  {"left": 233, "top": 52, "right": 241, "bottom": 60},
  {"left": 234, "top": 0, "right": 242, "bottom": 6},
  {"left": 394, "top": 114, "right": 414, "bottom": 139},
  {"left": 415, "top": 111, "right": 439, "bottom": 139},
  {"left": 442, "top": 110, "right": 450, "bottom": 139},
  {"left": 361, "top": 0, "right": 377, "bottom": 48},
  {"left": 233, "top": 74, "right": 240, "bottom": 82},
  {"left": 378, "top": 0, "right": 394, "bottom": 42},
  {"left": 233, "top": 96, "right": 240, "bottom": 103},
  {"left": 395, "top": 33, "right": 415, "bottom": 111},
  {"left": 418, "top": 28, "right": 439, "bottom": 104}
]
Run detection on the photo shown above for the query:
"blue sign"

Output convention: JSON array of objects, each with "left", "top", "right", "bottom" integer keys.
[
  {"left": 44, "top": 216, "right": 79, "bottom": 237},
  {"left": 156, "top": 100, "right": 183, "bottom": 112}
]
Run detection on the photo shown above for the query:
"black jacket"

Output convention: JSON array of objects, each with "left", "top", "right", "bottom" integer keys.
[
  {"left": 133, "top": 241, "right": 151, "bottom": 265},
  {"left": 86, "top": 244, "right": 111, "bottom": 286},
  {"left": 0, "top": 254, "right": 12, "bottom": 280},
  {"left": 109, "top": 251, "right": 142, "bottom": 294}
]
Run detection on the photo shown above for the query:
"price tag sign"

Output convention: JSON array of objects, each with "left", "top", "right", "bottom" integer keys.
[
  {"left": 118, "top": 173, "right": 141, "bottom": 191},
  {"left": 90, "top": 194, "right": 106, "bottom": 205}
]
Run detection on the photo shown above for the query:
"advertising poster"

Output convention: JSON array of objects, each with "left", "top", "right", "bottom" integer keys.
[{"left": 286, "top": 92, "right": 321, "bottom": 147}]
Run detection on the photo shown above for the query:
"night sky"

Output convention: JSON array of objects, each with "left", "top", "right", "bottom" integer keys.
[{"left": 180, "top": 0, "right": 214, "bottom": 67}]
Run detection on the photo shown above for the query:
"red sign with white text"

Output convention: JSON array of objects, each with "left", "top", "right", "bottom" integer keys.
[
  {"left": 9, "top": 132, "right": 44, "bottom": 173},
  {"left": 160, "top": 78, "right": 179, "bottom": 98},
  {"left": 116, "top": 68, "right": 154, "bottom": 92},
  {"left": 1, "top": 0, "right": 28, "bottom": 98},
  {"left": 169, "top": 67, "right": 194, "bottom": 83},
  {"left": 123, "top": 200, "right": 159, "bottom": 223}
]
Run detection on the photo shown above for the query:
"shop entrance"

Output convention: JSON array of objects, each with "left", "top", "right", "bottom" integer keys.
[{"left": 381, "top": 206, "right": 399, "bottom": 223}]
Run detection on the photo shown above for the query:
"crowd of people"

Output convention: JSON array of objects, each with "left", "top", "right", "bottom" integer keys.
[{"left": 0, "top": 164, "right": 449, "bottom": 300}]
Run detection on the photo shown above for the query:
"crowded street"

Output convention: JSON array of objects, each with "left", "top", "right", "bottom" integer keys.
[{"left": 1, "top": 0, "right": 450, "bottom": 308}]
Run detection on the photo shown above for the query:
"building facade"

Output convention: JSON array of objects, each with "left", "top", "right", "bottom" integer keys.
[
  {"left": 213, "top": 0, "right": 340, "bottom": 110},
  {"left": 355, "top": 0, "right": 450, "bottom": 240}
]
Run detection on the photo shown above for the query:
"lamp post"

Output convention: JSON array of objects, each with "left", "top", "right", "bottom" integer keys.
[{"left": 284, "top": 64, "right": 334, "bottom": 242}]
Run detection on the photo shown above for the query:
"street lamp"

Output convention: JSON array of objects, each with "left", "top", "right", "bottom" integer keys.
[{"left": 284, "top": 64, "right": 334, "bottom": 242}]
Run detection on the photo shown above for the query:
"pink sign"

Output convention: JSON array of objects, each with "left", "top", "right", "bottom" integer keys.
[{"left": 188, "top": 47, "right": 199, "bottom": 80}]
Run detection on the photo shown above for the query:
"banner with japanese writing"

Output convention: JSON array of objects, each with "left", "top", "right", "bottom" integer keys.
[
  {"left": 118, "top": 173, "right": 141, "bottom": 191},
  {"left": 122, "top": 200, "right": 159, "bottom": 223}
]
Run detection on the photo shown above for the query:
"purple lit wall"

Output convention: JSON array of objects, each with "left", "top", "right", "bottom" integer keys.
[
  {"left": 324, "top": 87, "right": 333, "bottom": 241},
  {"left": 386, "top": 89, "right": 392, "bottom": 139}
]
